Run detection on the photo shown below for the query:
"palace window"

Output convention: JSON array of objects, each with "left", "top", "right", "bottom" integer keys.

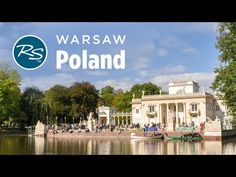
[
  {"left": 149, "top": 106, "right": 155, "bottom": 112},
  {"left": 216, "top": 105, "right": 220, "bottom": 111},
  {"left": 191, "top": 104, "right": 197, "bottom": 111},
  {"left": 136, "top": 109, "right": 139, "bottom": 114}
]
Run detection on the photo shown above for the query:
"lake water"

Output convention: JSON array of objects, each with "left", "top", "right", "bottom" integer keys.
[{"left": 1, "top": 134, "right": 236, "bottom": 155}]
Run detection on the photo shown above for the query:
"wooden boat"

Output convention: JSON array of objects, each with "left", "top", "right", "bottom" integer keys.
[{"left": 130, "top": 133, "right": 164, "bottom": 140}]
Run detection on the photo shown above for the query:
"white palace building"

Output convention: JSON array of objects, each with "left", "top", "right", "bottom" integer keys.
[
  {"left": 97, "top": 79, "right": 232, "bottom": 131},
  {"left": 131, "top": 79, "right": 231, "bottom": 131}
]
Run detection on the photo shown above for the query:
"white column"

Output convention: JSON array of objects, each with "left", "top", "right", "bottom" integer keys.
[
  {"left": 166, "top": 103, "right": 169, "bottom": 121},
  {"left": 183, "top": 103, "right": 186, "bottom": 123},
  {"left": 176, "top": 103, "right": 179, "bottom": 128},
  {"left": 167, "top": 103, "right": 174, "bottom": 131},
  {"left": 159, "top": 104, "right": 162, "bottom": 124},
  {"left": 107, "top": 115, "right": 109, "bottom": 125}
]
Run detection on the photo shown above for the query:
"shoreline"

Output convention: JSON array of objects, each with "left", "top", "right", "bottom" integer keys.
[
  {"left": 46, "top": 130, "right": 223, "bottom": 141},
  {"left": 47, "top": 131, "right": 132, "bottom": 139},
  {"left": 0, "top": 128, "right": 26, "bottom": 135},
  {"left": 0, "top": 129, "right": 230, "bottom": 141}
]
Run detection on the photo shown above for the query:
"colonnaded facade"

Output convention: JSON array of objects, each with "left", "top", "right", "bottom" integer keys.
[
  {"left": 97, "top": 106, "right": 132, "bottom": 126},
  {"left": 132, "top": 79, "right": 231, "bottom": 131}
]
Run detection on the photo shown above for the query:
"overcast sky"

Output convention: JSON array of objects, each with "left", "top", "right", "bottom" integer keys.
[{"left": 0, "top": 22, "right": 219, "bottom": 92}]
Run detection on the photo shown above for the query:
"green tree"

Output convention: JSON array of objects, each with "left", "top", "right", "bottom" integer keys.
[
  {"left": 101, "top": 86, "right": 114, "bottom": 95},
  {"left": 130, "top": 82, "right": 161, "bottom": 98},
  {"left": 69, "top": 82, "right": 99, "bottom": 121},
  {"left": 212, "top": 22, "right": 236, "bottom": 123},
  {"left": 20, "top": 87, "right": 46, "bottom": 126},
  {"left": 100, "top": 86, "right": 114, "bottom": 106},
  {"left": 111, "top": 82, "right": 161, "bottom": 112},
  {"left": 0, "top": 64, "right": 21, "bottom": 123},
  {"left": 44, "top": 85, "right": 70, "bottom": 124},
  {"left": 112, "top": 92, "right": 132, "bottom": 112}
]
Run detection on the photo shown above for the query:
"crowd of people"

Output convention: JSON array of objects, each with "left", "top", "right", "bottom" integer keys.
[
  {"left": 47, "top": 122, "right": 89, "bottom": 134},
  {"left": 93, "top": 123, "right": 141, "bottom": 132},
  {"left": 47, "top": 122, "right": 142, "bottom": 134},
  {"left": 46, "top": 121, "right": 203, "bottom": 136},
  {"left": 143, "top": 123, "right": 168, "bottom": 137}
]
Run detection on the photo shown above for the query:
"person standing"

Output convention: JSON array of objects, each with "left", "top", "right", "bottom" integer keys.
[{"left": 143, "top": 124, "right": 148, "bottom": 136}]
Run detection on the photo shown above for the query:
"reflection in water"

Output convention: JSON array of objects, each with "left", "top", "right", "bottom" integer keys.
[
  {"left": 1, "top": 135, "right": 236, "bottom": 155},
  {"left": 222, "top": 138, "right": 236, "bottom": 154},
  {"left": 34, "top": 136, "right": 45, "bottom": 155},
  {"left": 44, "top": 138, "right": 132, "bottom": 155},
  {"left": 130, "top": 140, "right": 223, "bottom": 155}
]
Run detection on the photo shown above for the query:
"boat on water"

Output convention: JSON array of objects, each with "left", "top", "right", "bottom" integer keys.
[
  {"left": 168, "top": 136, "right": 203, "bottom": 141},
  {"left": 168, "top": 133, "right": 203, "bottom": 141},
  {"left": 130, "top": 133, "right": 164, "bottom": 140}
]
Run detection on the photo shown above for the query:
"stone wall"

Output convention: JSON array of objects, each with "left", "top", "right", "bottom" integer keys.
[{"left": 204, "top": 118, "right": 222, "bottom": 138}]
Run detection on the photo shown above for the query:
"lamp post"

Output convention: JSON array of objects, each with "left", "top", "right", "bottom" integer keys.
[
  {"left": 64, "top": 116, "right": 67, "bottom": 124},
  {"left": 46, "top": 115, "right": 48, "bottom": 125},
  {"left": 73, "top": 117, "right": 75, "bottom": 124}
]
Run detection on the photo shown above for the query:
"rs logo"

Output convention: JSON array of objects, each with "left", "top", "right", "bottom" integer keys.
[
  {"left": 16, "top": 44, "right": 44, "bottom": 61},
  {"left": 12, "top": 35, "right": 48, "bottom": 70}
]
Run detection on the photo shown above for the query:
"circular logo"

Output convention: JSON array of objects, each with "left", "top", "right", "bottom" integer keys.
[{"left": 12, "top": 35, "right": 48, "bottom": 70}]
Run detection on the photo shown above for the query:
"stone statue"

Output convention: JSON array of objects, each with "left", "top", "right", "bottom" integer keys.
[
  {"left": 206, "top": 116, "right": 212, "bottom": 123},
  {"left": 133, "top": 93, "right": 135, "bottom": 99},
  {"left": 160, "top": 89, "right": 162, "bottom": 95},
  {"left": 34, "top": 120, "right": 47, "bottom": 136},
  {"left": 205, "top": 117, "right": 222, "bottom": 132},
  {"left": 87, "top": 112, "right": 94, "bottom": 131},
  {"left": 142, "top": 90, "right": 145, "bottom": 97}
]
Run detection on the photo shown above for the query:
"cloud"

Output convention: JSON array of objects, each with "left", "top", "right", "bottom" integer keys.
[
  {"left": 138, "top": 42, "right": 156, "bottom": 55},
  {"left": 21, "top": 73, "right": 77, "bottom": 91},
  {"left": 134, "top": 78, "right": 141, "bottom": 82},
  {"left": 86, "top": 70, "right": 108, "bottom": 76},
  {"left": 182, "top": 47, "right": 199, "bottom": 55},
  {"left": 150, "top": 72, "right": 216, "bottom": 92},
  {"left": 158, "top": 65, "right": 186, "bottom": 75},
  {"left": 158, "top": 36, "right": 182, "bottom": 47},
  {"left": 137, "top": 65, "right": 186, "bottom": 78},
  {"left": 175, "top": 22, "right": 218, "bottom": 34},
  {"left": 137, "top": 70, "right": 149, "bottom": 78},
  {"left": 156, "top": 35, "right": 199, "bottom": 56},
  {"left": 134, "top": 57, "right": 150, "bottom": 70},
  {"left": 129, "top": 42, "right": 156, "bottom": 71},
  {"left": 95, "top": 77, "right": 134, "bottom": 91},
  {"left": 0, "top": 49, "right": 16, "bottom": 67},
  {"left": 22, "top": 74, "right": 137, "bottom": 92},
  {"left": 0, "top": 36, "right": 12, "bottom": 49},
  {"left": 0, "top": 48, "right": 11, "bottom": 57},
  {"left": 157, "top": 47, "right": 168, "bottom": 57}
]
